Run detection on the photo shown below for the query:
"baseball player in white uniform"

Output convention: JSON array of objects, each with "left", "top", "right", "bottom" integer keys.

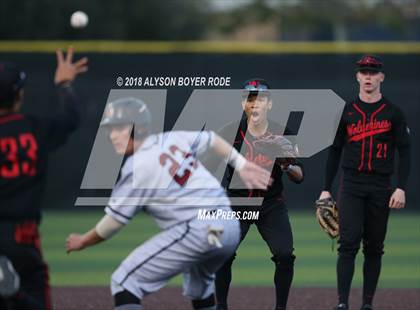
[{"left": 65, "top": 97, "right": 272, "bottom": 310}]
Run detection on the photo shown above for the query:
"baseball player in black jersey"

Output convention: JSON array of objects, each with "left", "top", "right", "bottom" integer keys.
[
  {"left": 205, "top": 79, "right": 304, "bottom": 310},
  {"left": 318, "top": 55, "right": 411, "bottom": 310},
  {"left": 0, "top": 47, "right": 88, "bottom": 309}
]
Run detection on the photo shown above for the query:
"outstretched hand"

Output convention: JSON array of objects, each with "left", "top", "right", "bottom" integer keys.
[
  {"left": 65, "top": 233, "right": 85, "bottom": 254},
  {"left": 54, "top": 46, "right": 88, "bottom": 84}
]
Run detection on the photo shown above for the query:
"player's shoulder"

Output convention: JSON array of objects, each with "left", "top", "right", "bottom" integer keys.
[
  {"left": 156, "top": 131, "right": 213, "bottom": 153},
  {"left": 378, "top": 97, "right": 406, "bottom": 121},
  {"left": 218, "top": 119, "right": 243, "bottom": 135},
  {"left": 131, "top": 141, "right": 158, "bottom": 177},
  {"left": 161, "top": 130, "right": 209, "bottom": 142},
  {"left": 267, "top": 118, "right": 287, "bottom": 134},
  {"left": 133, "top": 134, "right": 164, "bottom": 163},
  {"left": 0, "top": 113, "right": 37, "bottom": 133},
  {"left": 0, "top": 112, "right": 30, "bottom": 124},
  {"left": 381, "top": 97, "right": 399, "bottom": 110},
  {"left": 344, "top": 99, "right": 357, "bottom": 109},
  {"left": 342, "top": 99, "right": 362, "bottom": 116}
]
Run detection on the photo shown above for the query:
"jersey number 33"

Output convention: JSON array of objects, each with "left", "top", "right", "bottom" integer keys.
[{"left": 0, "top": 133, "right": 38, "bottom": 178}]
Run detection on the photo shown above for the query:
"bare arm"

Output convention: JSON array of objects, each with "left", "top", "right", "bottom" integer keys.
[
  {"left": 210, "top": 133, "right": 246, "bottom": 169},
  {"left": 66, "top": 214, "right": 124, "bottom": 253},
  {"left": 66, "top": 228, "right": 104, "bottom": 254}
]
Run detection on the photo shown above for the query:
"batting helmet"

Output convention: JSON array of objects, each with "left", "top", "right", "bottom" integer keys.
[
  {"left": 100, "top": 97, "right": 152, "bottom": 138},
  {"left": 0, "top": 62, "right": 26, "bottom": 108}
]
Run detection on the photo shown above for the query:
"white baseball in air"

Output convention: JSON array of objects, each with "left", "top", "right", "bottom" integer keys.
[{"left": 70, "top": 11, "right": 89, "bottom": 29}]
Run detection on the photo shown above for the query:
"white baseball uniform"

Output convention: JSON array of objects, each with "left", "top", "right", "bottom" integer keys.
[{"left": 108, "top": 130, "right": 240, "bottom": 301}]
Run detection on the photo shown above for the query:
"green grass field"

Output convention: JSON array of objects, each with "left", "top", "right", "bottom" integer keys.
[{"left": 40, "top": 210, "right": 420, "bottom": 288}]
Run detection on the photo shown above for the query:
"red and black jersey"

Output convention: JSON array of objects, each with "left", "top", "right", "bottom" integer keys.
[
  {"left": 0, "top": 84, "right": 81, "bottom": 222},
  {"left": 206, "top": 117, "right": 304, "bottom": 201},
  {"left": 324, "top": 96, "right": 411, "bottom": 190}
]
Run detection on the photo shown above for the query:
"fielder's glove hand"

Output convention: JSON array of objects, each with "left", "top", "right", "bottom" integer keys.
[
  {"left": 252, "top": 133, "right": 297, "bottom": 166},
  {"left": 315, "top": 198, "right": 339, "bottom": 239}
]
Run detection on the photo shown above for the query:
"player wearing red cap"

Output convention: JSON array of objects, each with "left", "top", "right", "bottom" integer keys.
[
  {"left": 206, "top": 79, "right": 304, "bottom": 310},
  {"left": 318, "top": 55, "right": 411, "bottom": 310}
]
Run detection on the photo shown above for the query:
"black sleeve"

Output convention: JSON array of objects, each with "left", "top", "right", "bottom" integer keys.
[
  {"left": 394, "top": 107, "right": 411, "bottom": 190},
  {"left": 323, "top": 146, "right": 343, "bottom": 191},
  {"left": 38, "top": 82, "right": 82, "bottom": 152},
  {"left": 278, "top": 125, "right": 304, "bottom": 184},
  {"left": 323, "top": 114, "right": 346, "bottom": 191}
]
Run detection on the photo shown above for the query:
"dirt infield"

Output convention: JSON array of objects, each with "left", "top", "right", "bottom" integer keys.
[{"left": 53, "top": 286, "right": 419, "bottom": 309}]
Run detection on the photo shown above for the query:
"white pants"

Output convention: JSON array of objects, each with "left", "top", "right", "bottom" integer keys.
[{"left": 111, "top": 217, "right": 240, "bottom": 300}]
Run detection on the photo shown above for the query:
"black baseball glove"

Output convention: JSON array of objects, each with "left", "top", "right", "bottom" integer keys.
[
  {"left": 315, "top": 198, "right": 339, "bottom": 239},
  {"left": 253, "top": 133, "right": 298, "bottom": 166}
]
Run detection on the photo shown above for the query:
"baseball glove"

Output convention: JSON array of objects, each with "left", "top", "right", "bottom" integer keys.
[
  {"left": 253, "top": 133, "right": 297, "bottom": 166},
  {"left": 315, "top": 198, "right": 339, "bottom": 239}
]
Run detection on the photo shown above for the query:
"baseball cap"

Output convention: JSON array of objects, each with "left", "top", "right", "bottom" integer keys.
[
  {"left": 0, "top": 62, "right": 26, "bottom": 105},
  {"left": 242, "top": 78, "right": 270, "bottom": 93},
  {"left": 355, "top": 55, "right": 384, "bottom": 72}
]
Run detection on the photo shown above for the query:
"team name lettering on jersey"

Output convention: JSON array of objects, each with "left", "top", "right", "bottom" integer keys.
[
  {"left": 347, "top": 119, "right": 392, "bottom": 142},
  {"left": 246, "top": 153, "right": 273, "bottom": 168}
]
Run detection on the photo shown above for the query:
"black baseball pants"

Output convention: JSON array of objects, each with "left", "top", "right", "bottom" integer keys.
[
  {"left": 0, "top": 221, "right": 51, "bottom": 310},
  {"left": 336, "top": 170, "right": 392, "bottom": 306},
  {"left": 215, "top": 199, "right": 295, "bottom": 310}
]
